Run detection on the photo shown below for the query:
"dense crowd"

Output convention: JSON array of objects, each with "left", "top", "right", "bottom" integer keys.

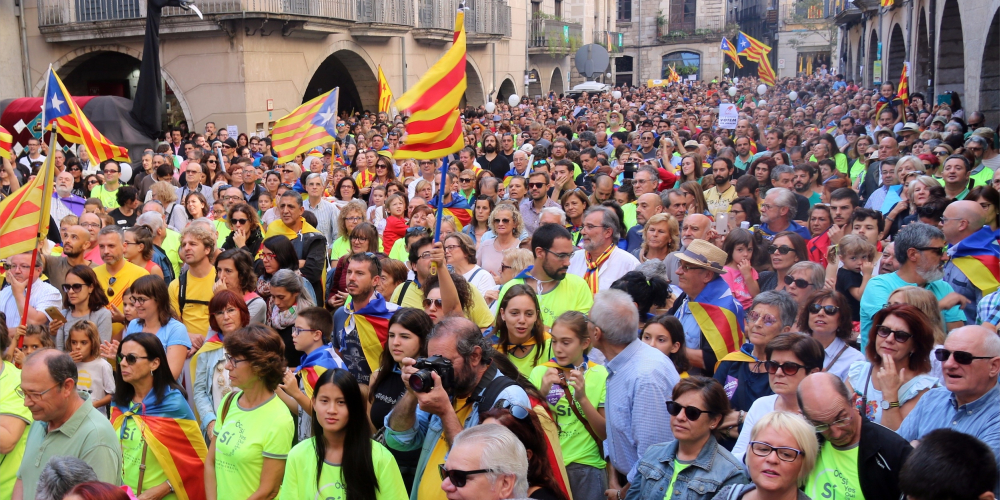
[{"left": 2, "top": 71, "right": 1000, "bottom": 500}]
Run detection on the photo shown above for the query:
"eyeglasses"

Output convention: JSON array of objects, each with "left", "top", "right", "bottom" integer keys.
[
  {"left": 934, "top": 150, "right": 950, "bottom": 156},
  {"left": 544, "top": 248, "right": 574, "bottom": 260},
  {"left": 118, "top": 353, "right": 152, "bottom": 366},
  {"left": 783, "top": 275, "right": 812, "bottom": 288},
  {"left": 439, "top": 464, "right": 494, "bottom": 488},
  {"left": 107, "top": 276, "right": 117, "bottom": 297},
  {"left": 15, "top": 382, "right": 61, "bottom": 401},
  {"left": 915, "top": 246, "right": 946, "bottom": 255},
  {"left": 260, "top": 252, "right": 277, "bottom": 261},
  {"left": 224, "top": 353, "right": 248, "bottom": 367},
  {"left": 493, "top": 217, "right": 511, "bottom": 225},
  {"left": 423, "top": 298, "right": 443, "bottom": 309},
  {"left": 809, "top": 414, "right": 852, "bottom": 433},
  {"left": 934, "top": 348, "right": 994, "bottom": 365},
  {"left": 344, "top": 216, "right": 363, "bottom": 223},
  {"left": 87, "top": 180, "right": 100, "bottom": 185},
  {"left": 493, "top": 398, "right": 531, "bottom": 419},
  {"left": 213, "top": 307, "right": 240, "bottom": 318},
  {"left": 747, "top": 310, "right": 778, "bottom": 327},
  {"left": 666, "top": 401, "right": 715, "bottom": 420},
  {"left": 763, "top": 360, "right": 808, "bottom": 376},
  {"left": 61, "top": 283, "right": 86, "bottom": 293},
  {"left": 68, "top": 167, "right": 81, "bottom": 172},
  {"left": 500, "top": 263, "right": 514, "bottom": 272},
  {"left": 748, "top": 441, "right": 803, "bottom": 462},
  {"left": 807, "top": 303, "right": 839, "bottom": 315},
  {"left": 292, "top": 327, "right": 317, "bottom": 337},
  {"left": 767, "top": 245, "right": 794, "bottom": 255},
  {"left": 129, "top": 296, "right": 151, "bottom": 306}
]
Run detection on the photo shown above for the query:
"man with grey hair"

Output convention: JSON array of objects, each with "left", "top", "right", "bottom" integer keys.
[
  {"left": 176, "top": 161, "right": 213, "bottom": 206},
  {"left": 507, "top": 150, "right": 531, "bottom": 177},
  {"left": 769, "top": 165, "right": 811, "bottom": 220},
  {"left": 479, "top": 176, "right": 501, "bottom": 204},
  {"left": 386, "top": 316, "right": 530, "bottom": 500},
  {"left": 141, "top": 201, "right": 182, "bottom": 277},
  {"left": 863, "top": 156, "right": 901, "bottom": 214},
  {"left": 303, "top": 172, "right": 339, "bottom": 248},
  {"left": 568, "top": 206, "right": 638, "bottom": 292},
  {"left": 538, "top": 206, "right": 567, "bottom": 226},
  {"left": 860, "top": 222, "right": 967, "bottom": 344},
  {"left": 270, "top": 190, "right": 328, "bottom": 302},
  {"left": 784, "top": 261, "right": 825, "bottom": 307},
  {"left": 13, "top": 350, "right": 121, "bottom": 500},
  {"left": 34, "top": 457, "right": 98, "bottom": 500},
  {"left": 754, "top": 187, "right": 811, "bottom": 242},
  {"left": 0, "top": 251, "right": 61, "bottom": 328},
  {"left": 591, "top": 289, "right": 678, "bottom": 498},
  {"left": 135, "top": 211, "right": 176, "bottom": 283},
  {"left": 441, "top": 424, "right": 529, "bottom": 500}
]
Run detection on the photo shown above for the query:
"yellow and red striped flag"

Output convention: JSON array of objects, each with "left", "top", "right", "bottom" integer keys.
[
  {"left": 394, "top": 10, "right": 467, "bottom": 160},
  {"left": 377, "top": 65, "right": 395, "bottom": 114},
  {"left": 41, "top": 67, "right": 129, "bottom": 163},
  {"left": 897, "top": 61, "right": 910, "bottom": 107},
  {"left": 0, "top": 126, "right": 11, "bottom": 160},
  {"left": 757, "top": 55, "right": 777, "bottom": 86},
  {"left": 721, "top": 37, "right": 743, "bottom": 69},
  {"left": 881, "top": 0, "right": 893, "bottom": 6},
  {"left": 271, "top": 88, "right": 339, "bottom": 163},
  {"left": 0, "top": 143, "right": 56, "bottom": 259}
]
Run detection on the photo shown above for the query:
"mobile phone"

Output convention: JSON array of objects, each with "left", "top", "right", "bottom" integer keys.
[
  {"left": 45, "top": 307, "right": 66, "bottom": 323},
  {"left": 716, "top": 212, "right": 730, "bottom": 235},
  {"left": 623, "top": 163, "right": 637, "bottom": 180}
]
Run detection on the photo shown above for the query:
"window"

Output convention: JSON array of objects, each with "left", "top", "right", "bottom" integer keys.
[
  {"left": 662, "top": 51, "right": 701, "bottom": 80},
  {"left": 554, "top": 0, "right": 562, "bottom": 17},
  {"left": 669, "top": 0, "right": 696, "bottom": 30},
  {"left": 616, "top": 55, "right": 633, "bottom": 72},
  {"left": 617, "top": 0, "right": 631, "bottom": 21}
]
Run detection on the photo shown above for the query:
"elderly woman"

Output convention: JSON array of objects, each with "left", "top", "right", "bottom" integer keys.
[
  {"left": 150, "top": 180, "right": 188, "bottom": 233},
  {"left": 632, "top": 213, "right": 679, "bottom": 263},
  {"left": 477, "top": 202, "right": 525, "bottom": 276},
  {"left": 221, "top": 203, "right": 264, "bottom": 255},
  {"left": 112, "top": 332, "right": 206, "bottom": 500},
  {"left": 732, "top": 333, "right": 825, "bottom": 460},
  {"left": 206, "top": 324, "right": 294, "bottom": 500},
  {"left": 782, "top": 261, "right": 825, "bottom": 308},
  {"left": 192, "top": 290, "right": 252, "bottom": 435},
  {"left": 256, "top": 235, "right": 316, "bottom": 304},
  {"left": 714, "top": 412, "right": 818, "bottom": 500},
  {"left": 485, "top": 247, "right": 534, "bottom": 307},
  {"left": 796, "top": 289, "right": 864, "bottom": 381},
  {"left": 445, "top": 232, "right": 497, "bottom": 293},
  {"left": 330, "top": 199, "right": 371, "bottom": 260},
  {"left": 846, "top": 304, "right": 937, "bottom": 430},
  {"left": 757, "top": 232, "right": 808, "bottom": 293},
  {"left": 267, "top": 268, "right": 317, "bottom": 369},
  {"left": 626, "top": 377, "right": 747, "bottom": 500}
]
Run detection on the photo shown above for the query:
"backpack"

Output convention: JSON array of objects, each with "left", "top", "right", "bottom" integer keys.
[{"left": 178, "top": 270, "right": 211, "bottom": 316}]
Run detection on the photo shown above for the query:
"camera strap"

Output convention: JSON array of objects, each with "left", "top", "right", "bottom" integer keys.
[{"left": 470, "top": 364, "right": 517, "bottom": 413}]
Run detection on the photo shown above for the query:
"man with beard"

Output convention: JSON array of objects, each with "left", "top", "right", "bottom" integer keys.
[
  {"left": 519, "top": 171, "right": 560, "bottom": 234},
  {"left": 792, "top": 163, "right": 821, "bottom": 207},
  {"left": 168, "top": 224, "right": 217, "bottom": 345},
  {"left": 807, "top": 188, "right": 859, "bottom": 267},
  {"left": 704, "top": 158, "right": 738, "bottom": 217},
  {"left": 93, "top": 226, "right": 148, "bottom": 336},
  {"left": 477, "top": 134, "right": 509, "bottom": 178},
  {"left": 45, "top": 225, "right": 96, "bottom": 297},
  {"left": 860, "top": 222, "right": 967, "bottom": 343},
  {"left": 333, "top": 252, "right": 398, "bottom": 388},
  {"left": 53, "top": 171, "right": 85, "bottom": 219},
  {"left": 497, "top": 224, "right": 593, "bottom": 326},
  {"left": 568, "top": 206, "right": 639, "bottom": 292},
  {"left": 385, "top": 316, "right": 530, "bottom": 499}
]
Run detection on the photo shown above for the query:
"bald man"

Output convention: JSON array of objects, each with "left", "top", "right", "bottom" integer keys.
[
  {"left": 664, "top": 214, "right": 714, "bottom": 285},
  {"left": 942, "top": 200, "right": 996, "bottom": 323},
  {"left": 860, "top": 136, "right": 900, "bottom": 201},
  {"left": 625, "top": 193, "right": 664, "bottom": 252}
]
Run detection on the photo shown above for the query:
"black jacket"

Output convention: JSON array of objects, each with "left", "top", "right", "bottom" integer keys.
[
  {"left": 221, "top": 226, "right": 264, "bottom": 256},
  {"left": 819, "top": 417, "right": 912, "bottom": 500},
  {"left": 292, "top": 231, "right": 328, "bottom": 303},
  {"left": 859, "top": 160, "right": 884, "bottom": 203}
]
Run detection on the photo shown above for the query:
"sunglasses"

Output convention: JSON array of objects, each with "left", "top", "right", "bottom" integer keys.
[
  {"left": 406, "top": 227, "right": 430, "bottom": 236},
  {"left": 763, "top": 360, "right": 808, "bottom": 376},
  {"left": 768, "top": 245, "right": 794, "bottom": 255},
  {"left": 493, "top": 398, "right": 530, "bottom": 419},
  {"left": 747, "top": 310, "right": 778, "bottom": 327},
  {"left": 807, "top": 303, "right": 839, "bottom": 315},
  {"left": 423, "top": 298, "right": 443, "bottom": 309},
  {"left": 107, "top": 277, "right": 117, "bottom": 296},
  {"left": 61, "top": 283, "right": 86, "bottom": 292},
  {"left": 439, "top": 464, "right": 494, "bottom": 488},
  {"left": 103, "top": 169, "right": 119, "bottom": 174},
  {"left": 117, "top": 353, "right": 152, "bottom": 366},
  {"left": 783, "top": 275, "right": 812, "bottom": 288},
  {"left": 231, "top": 218, "right": 249, "bottom": 225},
  {"left": 68, "top": 167, "right": 81, "bottom": 172},
  {"left": 528, "top": 182, "right": 546, "bottom": 189},
  {"left": 916, "top": 246, "right": 946, "bottom": 255},
  {"left": 875, "top": 325, "right": 912, "bottom": 342},
  {"left": 493, "top": 217, "right": 511, "bottom": 225},
  {"left": 934, "top": 150, "right": 950, "bottom": 156},
  {"left": 88, "top": 180, "right": 99, "bottom": 185},
  {"left": 934, "top": 348, "right": 994, "bottom": 365},
  {"left": 666, "top": 401, "right": 715, "bottom": 420}
]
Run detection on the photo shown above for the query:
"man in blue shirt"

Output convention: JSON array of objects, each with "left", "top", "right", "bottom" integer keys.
[{"left": 752, "top": 187, "right": 812, "bottom": 242}]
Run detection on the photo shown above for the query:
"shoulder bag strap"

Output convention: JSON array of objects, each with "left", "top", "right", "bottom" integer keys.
[
  {"left": 860, "top": 364, "right": 873, "bottom": 422},
  {"left": 558, "top": 371, "right": 604, "bottom": 458},
  {"left": 823, "top": 343, "right": 850, "bottom": 373},
  {"left": 395, "top": 281, "right": 412, "bottom": 306},
  {"left": 178, "top": 270, "right": 188, "bottom": 314},
  {"left": 219, "top": 391, "right": 237, "bottom": 428}
]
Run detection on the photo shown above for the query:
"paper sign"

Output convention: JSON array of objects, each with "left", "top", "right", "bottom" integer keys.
[
  {"left": 226, "top": 125, "right": 238, "bottom": 138},
  {"left": 719, "top": 103, "right": 738, "bottom": 129}
]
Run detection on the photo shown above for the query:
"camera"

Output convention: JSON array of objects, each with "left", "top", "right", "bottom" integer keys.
[
  {"left": 622, "top": 162, "right": 637, "bottom": 180},
  {"left": 409, "top": 355, "right": 455, "bottom": 393}
]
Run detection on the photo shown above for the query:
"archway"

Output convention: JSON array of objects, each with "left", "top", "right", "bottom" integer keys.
[
  {"left": 856, "top": 32, "right": 865, "bottom": 83},
  {"left": 981, "top": 9, "right": 1000, "bottom": 125},
  {"left": 914, "top": 8, "right": 930, "bottom": 94},
  {"left": 528, "top": 68, "right": 542, "bottom": 97},
  {"left": 497, "top": 77, "right": 517, "bottom": 103},
  {"left": 550, "top": 67, "right": 565, "bottom": 96},
  {"left": 937, "top": 0, "right": 965, "bottom": 97},
  {"left": 887, "top": 24, "right": 905, "bottom": 86},
  {"left": 304, "top": 49, "right": 378, "bottom": 113},
  {"left": 867, "top": 29, "right": 879, "bottom": 87},
  {"left": 462, "top": 60, "right": 486, "bottom": 108},
  {"left": 662, "top": 51, "right": 702, "bottom": 81}
]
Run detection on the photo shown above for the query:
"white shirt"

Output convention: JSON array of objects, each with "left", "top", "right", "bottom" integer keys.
[
  {"left": 732, "top": 394, "right": 778, "bottom": 462},
  {"left": 567, "top": 246, "right": 639, "bottom": 291},
  {"left": 19, "top": 154, "right": 46, "bottom": 170},
  {"left": 0, "top": 279, "right": 62, "bottom": 328},
  {"left": 407, "top": 177, "right": 438, "bottom": 200},
  {"left": 462, "top": 265, "right": 497, "bottom": 293},
  {"left": 823, "top": 336, "right": 866, "bottom": 382}
]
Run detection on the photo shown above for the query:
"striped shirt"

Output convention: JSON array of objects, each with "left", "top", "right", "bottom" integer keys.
[{"left": 304, "top": 198, "right": 340, "bottom": 249}]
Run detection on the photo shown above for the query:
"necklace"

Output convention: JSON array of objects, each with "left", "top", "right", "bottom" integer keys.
[{"left": 526, "top": 272, "right": 554, "bottom": 295}]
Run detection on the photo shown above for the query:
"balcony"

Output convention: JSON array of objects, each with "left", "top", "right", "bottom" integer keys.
[
  {"left": 593, "top": 30, "right": 624, "bottom": 52},
  {"left": 351, "top": 0, "right": 414, "bottom": 39},
  {"left": 528, "top": 17, "right": 583, "bottom": 55},
  {"left": 781, "top": 1, "right": 830, "bottom": 26},
  {"left": 831, "top": 0, "right": 861, "bottom": 23},
  {"left": 412, "top": 0, "right": 510, "bottom": 45},
  {"left": 655, "top": 14, "right": 733, "bottom": 44}
]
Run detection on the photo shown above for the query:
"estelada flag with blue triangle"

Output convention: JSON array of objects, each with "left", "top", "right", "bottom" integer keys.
[
  {"left": 272, "top": 88, "right": 339, "bottom": 163},
  {"left": 42, "top": 66, "right": 130, "bottom": 162},
  {"left": 721, "top": 37, "right": 743, "bottom": 68}
]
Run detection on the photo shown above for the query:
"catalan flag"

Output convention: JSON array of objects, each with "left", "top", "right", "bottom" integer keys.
[
  {"left": 668, "top": 64, "right": 681, "bottom": 84},
  {"left": 0, "top": 142, "right": 56, "bottom": 260},
  {"left": 686, "top": 277, "right": 745, "bottom": 367},
  {"left": 377, "top": 65, "right": 394, "bottom": 114},
  {"left": 272, "top": 88, "right": 339, "bottom": 163},
  {"left": 950, "top": 226, "right": 1000, "bottom": 295},
  {"left": 0, "top": 126, "right": 11, "bottom": 160},
  {"left": 41, "top": 67, "right": 129, "bottom": 163},
  {"left": 757, "top": 55, "right": 777, "bottom": 86},
  {"left": 394, "top": 10, "right": 467, "bottom": 160},
  {"left": 897, "top": 61, "right": 910, "bottom": 107},
  {"left": 296, "top": 347, "right": 347, "bottom": 398},
  {"left": 721, "top": 37, "right": 743, "bottom": 69},
  {"left": 430, "top": 192, "right": 474, "bottom": 229},
  {"left": 881, "top": 0, "right": 893, "bottom": 6},
  {"left": 342, "top": 292, "right": 399, "bottom": 372},
  {"left": 111, "top": 387, "right": 207, "bottom": 500}
]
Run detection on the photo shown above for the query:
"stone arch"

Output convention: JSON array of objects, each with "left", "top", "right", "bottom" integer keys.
[
  {"left": 887, "top": 23, "right": 906, "bottom": 86},
  {"left": 981, "top": 7, "right": 1000, "bottom": 124},
  {"left": 937, "top": 0, "right": 965, "bottom": 97},
  {"left": 303, "top": 41, "right": 380, "bottom": 112},
  {"left": 550, "top": 66, "right": 565, "bottom": 96},
  {"left": 497, "top": 76, "right": 517, "bottom": 103},
  {"left": 867, "top": 28, "right": 879, "bottom": 87},
  {"left": 528, "top": 67, "right": 543, "bottom": 97},
  {"left": 914, "top": 7, "right": 931, "bottom": 94},
  {"left": 856, "top": 30, "right": 865, "bottom": 83},
  {"left": 463, "top": 58, "right": 486, "bottom": 108}
]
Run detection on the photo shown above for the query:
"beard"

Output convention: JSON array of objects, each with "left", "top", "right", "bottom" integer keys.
[
  {"left": 917, "top": 265, "right": 944, "bottom": 283},
  {"left": 56, "top": 186, "right": 72, "bottom": 198},
  {"left": 452, "top": 363, "right": 480, "bottom": 397},
  {"left": 794, "top": 182, "right": 808, "bottom": 192},
  {"left": 484, "top": 144, "right": 497, "bottom": 154},
  {"left": 713, "top": 175, "right": 728, "bottom": 186},
  {"left": 542, "top": 259, "right": 568, "bottom": 281}
]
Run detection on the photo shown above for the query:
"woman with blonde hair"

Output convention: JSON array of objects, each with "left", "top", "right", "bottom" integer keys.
[
  {"left": 330, "top": 199, "right": 374, "bottom": 260},
  {"left": 633, "top": 213, "right": 679, "bottom": 263},
  {"left": 150, "top": 180, "right": 188, "bottom": 232},
  {"left": 477, "top": 202, "right": 525, "bottom": 276}
]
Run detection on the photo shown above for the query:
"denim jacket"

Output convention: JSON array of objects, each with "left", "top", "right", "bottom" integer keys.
[{"left": 625, "top": 436, "right": 748, "bottom": 500}]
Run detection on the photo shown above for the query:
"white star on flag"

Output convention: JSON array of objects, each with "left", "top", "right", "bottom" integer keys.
[{"left": 50, "top": 93, "right": 64, "bottom": 112}]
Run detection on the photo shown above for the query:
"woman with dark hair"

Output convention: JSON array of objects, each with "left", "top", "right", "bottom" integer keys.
[
  {"left": 560, "top": 190, "right": 591, "bottom": 245},
  {"left": 846, "top": 304, "right": 937, "bottom": 430},
  {"left": 264, "top": 170, "right": 282, "bottom": 200},
  {"left": 482, "top": 404, "right": 570, "bottom": 500},
  {"left": 757, "top": 232, "right": 808, "bottom": 293},
  {"left": 184, "top": 191, "right": 210, "bottom": 219},
  {"left": 625, "top": 377, "right": 747, "bottom": 500},
  {"left": 50, "top": 265, "right": 112, "bottom": 350},
  {"left": 124, "top": 225, "right": 164, "bottom": 279},
  {"left": 336, "top": 176, "right": 361, "bottom": 202},
  {"left": 784, "top": 130, "right": 802, "bottom": 150},
  {"left": 124, "top": 275, "right": 191, "bottom": 379},
  {"left": 205, "top": 324, "right": 292, "bottom": 500},
  {"left": 494, "top": 284, "right": 552, "bottom": 377},
  {"left": 806, "top": 204, "right": 832, "bottom": 238},
  {"left": 237, "top": 132, "right": 249, "bottom": 148},
  {"left": 421, "top": 272, "right": 473, "bottom": 323},
  {"left": 641, "top": 314, "right": 690, "bottom": 376},
  {"left": 215, "top": 248, "right": 266, "bottom": 323},
  {"left": 222, "top": 203, "right": 264, "bottom": 255},
  {"left": 280, "top": 369, "right": 407, "bottom": 500},
  {"left": 111, "top": 332, "right": 206, "bottom": 500},
  {"left": 813, "top": 133, "right": 848, "bottom": 174},
  {"left": 966, "top": 185, "right": 1000, "bottom": 230},
  {"left": 675, "top": 154, "right": 704, "bottom": 187},
  {"left": 729, "top": 196, "right": 761, "bottom": 228},
  {"left": 796, "top": 289, "right": 864, "bottom": 381},
  {"left": 751, "top": 157, "right": 776, "bottom": 194},
  {"left": 257, "top": 235, "right": 312, "bottom": 303},
  {"left": 192, "top": 290, "right": 252, "bottom": 435},
  {"left": 610, "top": 271, "right": 672, "bottom": 323},
  {"left": 328, "top": 222, "right": 381, "bottom": 304},
  {"left": 367, "top": 308, "right": 432, "bottom": 491}
]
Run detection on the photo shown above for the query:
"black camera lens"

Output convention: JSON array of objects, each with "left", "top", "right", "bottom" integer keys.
[{"left": 409, "top": 370, "right": 434, "bottom": 393}]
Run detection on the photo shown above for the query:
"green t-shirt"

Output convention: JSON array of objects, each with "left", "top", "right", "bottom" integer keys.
[
  {"left": 91, "top": 184, "right": 120, "bottom": 209},
  {"left": 528, "top": 363, "right": 608, "bottom": 469},
  {"left": 213, "top": 393, "right": 294, "bottom": 500},
  {"left": 120, "top": 409, "right": 175, "bottom": 500},
  {"left": 622, "top": 202, "right": 637, "bottom": 230},
  {"left": 504, "top": 338, "right": 554, "bottom": 378},
  {"left": 331, "top": 235, "right": 384, "bottom": 261},
  {"left": 808, "top": 191, "right": 823, "bottom": 208},
  {"left": 0, "top": 361, "right": 32, "bottom": 500},
  {"left": 388, "top": 237, "right": 407, "bottom": 261},
  {"left": 498, "top": 275, "right": 594, "bottom": 327},
  {"left": 162, "top": 229, "right": 182, "bottom": 277},
  {"left": 805, "top": 440, "right": 862, "bottom": 500},
  {"left": 279, "top": 438, "right": 408, "bottom": 500},
  {"left": 664, "top": 460, "right": 691, "bottom": 499}
]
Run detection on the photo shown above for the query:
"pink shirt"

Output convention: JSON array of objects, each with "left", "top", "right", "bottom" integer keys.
[{"left": 722, "top": 265, "right": 757, "bottom": 310}]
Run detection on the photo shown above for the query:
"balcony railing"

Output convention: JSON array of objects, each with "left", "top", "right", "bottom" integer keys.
[
  {"left": 38, "top": 0, "right": 357, "bottom": 26},
  {"left": 415, "top": 0, "right": 509, "bottom": 36},
  {"left": 357, "top": 0, "right": 412, "bottom": 25},
  {"left": 529, "top": 18, "right": 583, "bottom": 53},
  {"left": 655, "top": 14, "right": 731, "bottom": 43},
  {"left": 593, "top": 30, "right": 624, "bottom": 52},
  {"left": 781, "top": 2, "right": 830, "bottom": 23}
]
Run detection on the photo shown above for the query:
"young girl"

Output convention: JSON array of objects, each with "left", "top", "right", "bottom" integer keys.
[
  {"left": 279, "top": 369, "right": 406, "bottom": 500},
  {"left": 366, "top": 185, "right": 388, "bottom": 230},
  {"left": 11, "top": 324, "right": 55, "bottom": 366},
  {"left": 721, "top": 229, "right": 759, "bottom": 309},
  {"left": 529, "top": 311, "right": 608, "bottom": 500},
  {"left": 258, "top": 192, "right": 274, "bottom": 215},
  {"left": 381, "top": 193, "right": 408, "bottom": 252},
  {"left": 640, "top": 314, "right": 690, "bottom": 378},
  {"left": 495, "top": 284, "right": 552, "bottom": 377},
  {"left": 66, "top": 321, "right": 115, "bottom": 415}
]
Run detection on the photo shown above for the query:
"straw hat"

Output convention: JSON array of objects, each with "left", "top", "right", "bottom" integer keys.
[{"left": 676, "top": 239, "right": 727, "bottom": 273}]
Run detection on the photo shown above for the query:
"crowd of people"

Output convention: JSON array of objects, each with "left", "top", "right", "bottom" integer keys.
[{"left": 2, "top": 70, "right": 1000, "bottom": 500}]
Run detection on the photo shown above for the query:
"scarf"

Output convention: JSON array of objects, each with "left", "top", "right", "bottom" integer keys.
[
  {"left": 296, "top": 348, "right": 346, "bottom": 398},
  {"left": 584, "top": 245, "right": 615, "bottom": 294},
  {"left": 270, "top": 303, "right": 298, "bottom": 329}
]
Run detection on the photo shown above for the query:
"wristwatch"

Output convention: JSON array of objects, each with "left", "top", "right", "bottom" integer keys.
[{"left": 880, "top": 400, "right": 900, "bottom": 410}]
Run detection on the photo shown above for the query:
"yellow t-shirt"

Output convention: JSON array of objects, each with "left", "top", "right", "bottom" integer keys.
[
  {"left": 417, "top": 399, "right": 473, "bottom": 500},
  {"left": 279, "top": 438, "right": 408, "bottom": 500},
  {"left": 498, "top": 275, "right": 594, "bottom": 327},
  {"left": 168, "top": 268, "right": 217, "bottom": 336},
  {"left": 94, "top": 261, "right": 149, "bottom": 338},
  {"left": 390, "top": 280, "right": 495, "bottom": 329},
  {"left": 705, "top": 184, "right": 738, "bottom": 218},
  {"left": 0, "top": 361, "right": 32, "bottom": 499},
  {"left": 502, "top": 338, "right": 553, "bottom": 378},
  {"left": 213, "top": 393, "right": 294, "bottom": 500}
]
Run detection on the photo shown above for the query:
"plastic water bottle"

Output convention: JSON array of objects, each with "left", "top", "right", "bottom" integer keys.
[{"left": 740, "top": 221, "right": 750, "bottom": 230}]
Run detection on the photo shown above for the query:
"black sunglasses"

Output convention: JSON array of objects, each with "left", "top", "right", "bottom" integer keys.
[
  {"left": 666, "top": 401, "right": 715, "bottom": 420},
  {"left": 934, "top": 348, "right": 994, "bottom": 365},
  {"left": 807, "top": 303, "right": 839, "bottom": 315},
  {"left": 117, "top": 353, "right": 152, "bottom": 365},
  {"left": 783, "top": 275, "right": 812, "bottom": 288},
  {"left": 61, "top": 283, "right": 86, "bottom": 293},
  {"left": 768, "top": 245, "right": 795, "bottom": 255},
  {"left": 875, "top": 325, "right": 912, "bottom": 342},
  {"left": 439, "top": 464, "right": 494, "bottom": 487},
  {"left": 763, "top": 360, "right": 808, "bottom": 376},
  {"left": 107, "top": 276, "right": 117, "bottom": 297}
]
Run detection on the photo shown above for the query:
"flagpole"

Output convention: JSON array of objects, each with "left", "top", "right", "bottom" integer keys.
[{"left": 430, "top": 154, "right": 448, "bottom": 276}]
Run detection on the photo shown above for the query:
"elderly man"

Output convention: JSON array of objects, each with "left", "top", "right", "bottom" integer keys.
[
  {"left": 0, "top": 252, "right": 61, "bottom": 328},
  {"left": 799, "top": 372, "right": 911, "bottom": 500},
  {"left": 591, "top": 289, "right": 678, "bottom": 499},
  {"left": 303, "top": 173, "right": 339, "bottom": 249},
  {"left": 859, "top": 136, "right": 900, "bottom": 201},
  {"left": 505, "top": 150, "right": 531, "bottom": 178},
  {"left": 176, "top": 161, "right": 214, "bottom": 206},
  {"left": 265, "top": 191, "right": 328, "bottom": 301},
  {"left": 569, "top": 206, "right": 639, "bottom": 293},
  {"left": 941, "top": 200, "right": 999, "bottom": 323},
  {"left": 784, "top": 261, "right": 825, "bottom": 308},
  {"left": 965, "top": 135, "right": 997, "bottom": 186},
  {"left": 769, "top": 166, "right": 811, "bottom": 222},
  {"left": 408, "top": 159, "right": 440, "bottom": 199},
  {"left": 441, "top": 425, "right": 529, "bottom": 500},
  {"left": 93, "top": 226, "right": 149, "bottom": 336},
  {"left": 863, "top": 156, "right": 901, "bottom": 214},
  {"left": 141, "top": 201, "right": 181, "bottom": 277},
  {"left": 34, "top": 457, "right": 98, "bottom": 500},
  {"left": 670, "top": 239, "right": 745, "bottom": 376},
  {"left": 625, "top": 193, "right": 663, "bottom": 252},
  {"left": 13, "top": 350, "right": 122, "bottom": 500},
  {"left": 53, "top": 170, "right": 85, "bottom": 219},
  {"left": 664, "top": 213, "right": 714, "bottom": 285},
  {"left": 386, "top": 317, "right": 530, "bottom": 500},
  {"left": 622, "top": 166, "right": 661, "bottom": 229},
  {"left": 754, "top": 187, "right": 811, "bottom": 242}
]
